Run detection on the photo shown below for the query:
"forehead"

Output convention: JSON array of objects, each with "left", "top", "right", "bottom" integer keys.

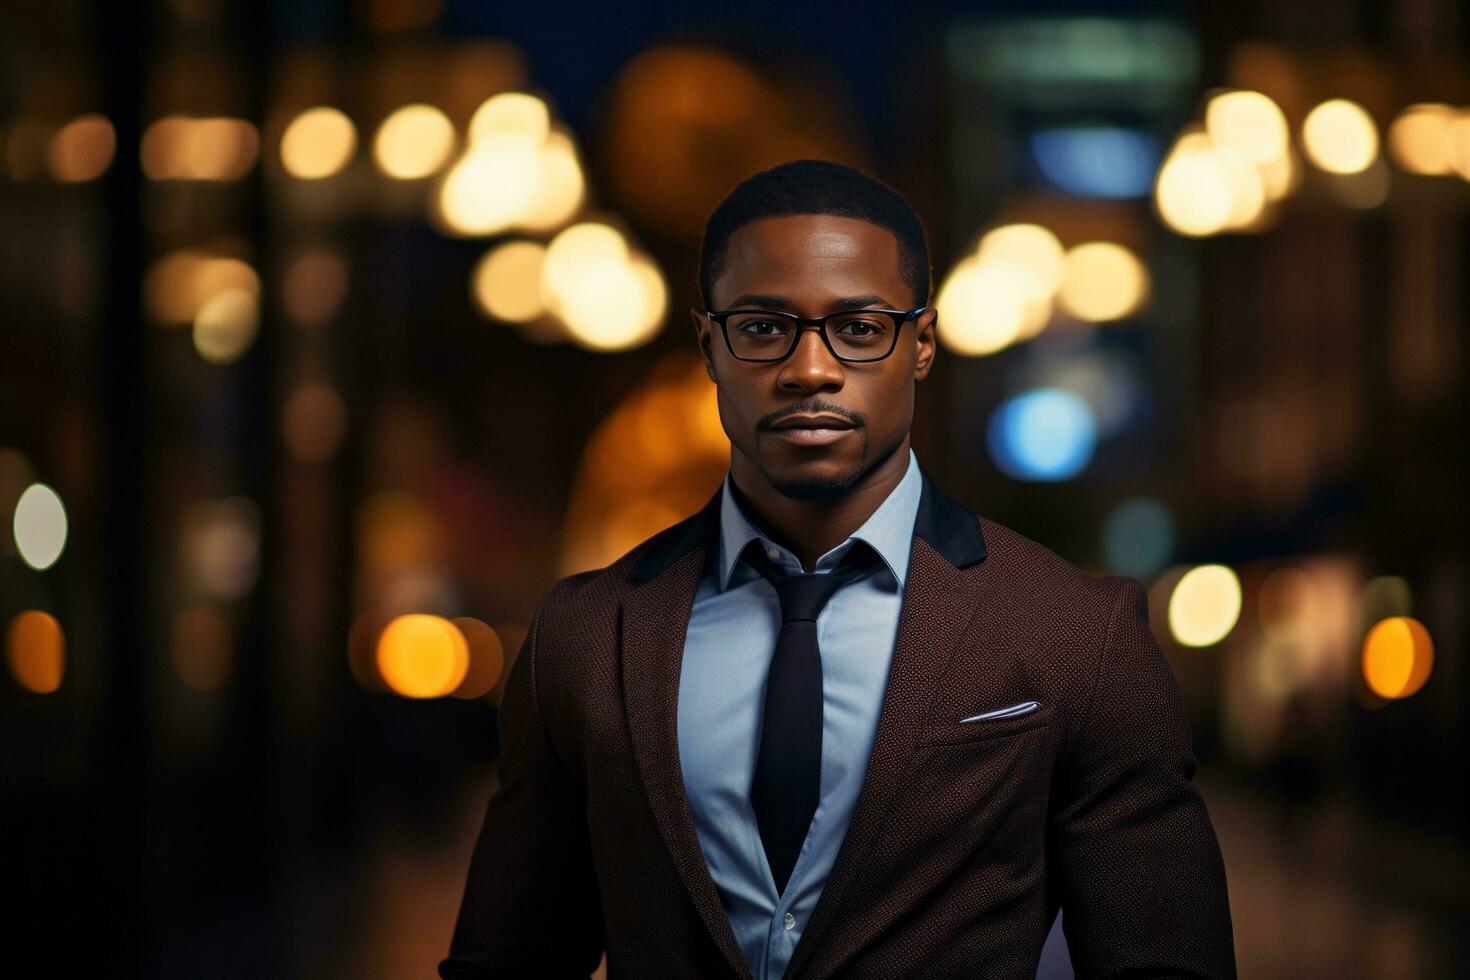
[{"left": 712, "top": 214, "right": 911, "bottom": 313}]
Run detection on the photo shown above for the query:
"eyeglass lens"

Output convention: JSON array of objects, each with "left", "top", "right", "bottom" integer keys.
[{"left": 725, "top": 311, "right": 894, "bottom": 361}]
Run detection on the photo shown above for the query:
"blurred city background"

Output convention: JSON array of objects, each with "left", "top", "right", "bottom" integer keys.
[{"left": 2, "top": 0, "right": 1467, "bottom": 976}]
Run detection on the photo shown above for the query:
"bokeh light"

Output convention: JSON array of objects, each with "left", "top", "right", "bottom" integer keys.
[
  {"left": 1155, "top": 140, "right": 1236, "bottom": 236},
  {"left": 170, "top": 606, "right": 235, "bottom": 691},
  {"left": 987, "top": 388, "right": 1097, "bottom": 481},
  {"left": 13, "top": 482, "right": 68, "bottom": 571},
  {"left": 6, "top": 610, "right": 65, "bottom": 694},
  {"left": 1257, "top": 566, "right": 1318, "bottom": 645},
  {"left": 373, "top": 103, "right": 455, "bottom": 179},
  {"left": 1387, "top": 103, "right": 1458, "bottom": 176},
  {"left": 467, "top": 92, "right": 550, "bottom": 145},
  {"left": 556, "top": 253, "right": 665, "bottom": 351},
  {"left": 516, "top": 130, "right": 585, "bottom": 231},
  {"left": 141, "top": 115, "right": 259, "bottom": 181},
  {"left": 281, "top": 249, "right": 349, "bottom": 326},
  {"left": 360, "top": 0, "right": 444, "bottom": 32},
  {"left": 538, "top": 223, "right": 667, "bottom": 351},
  {"left": 181, "top": 497, "right": 262, "bottom": 599},
  {"left": 542, "top": 223, "right": 627, "bottom": 293},
  {"left": 282, "top": 384, "right": 348, "bottom": 464},
  {"left": 1168, "top": 564, "right": 1243, "bottom": 647},
  {"left": 1101, "top": 497, "right": 1174, "bottom": 578},
  {"left": 1155, "top": 122, "right": 1277, "bottom": 236},
  {"left": 1361, "top": 616, "right": 1433, "bottom": 700},
  {"left": 471, "top": 241, "right": 547, "bottom": 323},
  {"left": 145, "top": 250, "right": 261, "bottom": 325},
  {"left": 1216, "top": 143, "right": 1267, "bottom": 227},
  {"left": 376, "top": 613, "right": 469, "bottom": 699},
  {"left": 560, "top": 354, "right": 729, "bottom": 574},
  {"left": 357, "top": 492, "right": 444, "bottom": 581},
  {"left": 935, "top": 258, "right": 1029, "bottom": 356},
  {"left": 192, "top": 287, "right": 259, "bottom": 363},
  {"left": 976, "top": 224, "right": 1065, "bottom": 302},
  {"left": 1029, "top": 125, "right": 1159, "bottom": 198},
  {"left": 601, "top": 45, "right": 862, "bottom": 240},
  {"left": 1302, "top": 99, "right": 1379, "bottom": 175},
  {"left": 1205, "top": 90, "right": 1289, "bottom": 165},
  {"left": 280, "top": 107, "right": 357, "bottom": 179},
  {"left": 47, "top": 113, "right": 116, "bottom": 182},
  {"left": 449, "top": 617, "right": 505, "bottom": 700},
  {"left": 436, "top": 94, "right": 585, "bottom": 237},
  {"left": 436, "top": 132, "right": 543, "bottom": 235},
  {"left": 1058, "top": 242, "right": 1149, "bottom": 321}
]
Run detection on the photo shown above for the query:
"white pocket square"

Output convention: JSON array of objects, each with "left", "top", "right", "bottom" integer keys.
[{"left": 959, "top": 700, "right": 1041, "bottom": 724}]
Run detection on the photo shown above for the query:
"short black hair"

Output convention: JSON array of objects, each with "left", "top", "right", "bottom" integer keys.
[{"left": 698, "top": 159, "right": 933, "bottom": 309}]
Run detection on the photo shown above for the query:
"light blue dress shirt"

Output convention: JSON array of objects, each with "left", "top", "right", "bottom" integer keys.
[{"left": 677, "top": 449, "right": 923, "bottom": 980}]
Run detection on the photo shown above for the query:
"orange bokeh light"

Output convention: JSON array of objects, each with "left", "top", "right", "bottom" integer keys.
[
  {"left": 1361, "top": 616, "right": 1433, "bottom": 700},
  {"left": 7, "top": 610, "right": 65, "bottom": 694},
  {"left": 375, "top": 613, "right": 469, "bottom": 699}
]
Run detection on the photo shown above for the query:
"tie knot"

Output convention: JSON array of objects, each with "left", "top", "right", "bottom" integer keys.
[{"left": 741, "top": 540, "right": 876, "bottom": 621}]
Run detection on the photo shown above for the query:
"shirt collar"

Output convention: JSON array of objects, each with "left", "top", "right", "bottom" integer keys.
[{"left": 716, "top": 448, "right": 924, "bottom": 590}]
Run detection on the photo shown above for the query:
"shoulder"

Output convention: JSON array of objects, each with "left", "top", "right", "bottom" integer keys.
[
  {"left": 975, "top": 515, "right": 1142, "bottom": 611},
  {"left": 967, "top": 516, "right": 1157, "bottom": 753},
  {"left": 968, "top": 515, "right": 1150, "bottom": 672},
  {"left": 531, "top": 504, "right": 711, "bottom": 632}
]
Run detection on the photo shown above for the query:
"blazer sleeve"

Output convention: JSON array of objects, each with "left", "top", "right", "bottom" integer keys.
[
  {"left": 1050, "top": 577, "right": 1237, "bottom": 979},
  {"left": 439, "top": 594, "right": 604, "bottom": 980}
]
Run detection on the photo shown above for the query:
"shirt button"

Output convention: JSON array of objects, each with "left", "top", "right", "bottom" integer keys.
[
  {"left": 766, "top": 547, "right": 781, "bottom": 561},
  {"left": 783, "top": 912, "right": 795, "bottom": 931}
]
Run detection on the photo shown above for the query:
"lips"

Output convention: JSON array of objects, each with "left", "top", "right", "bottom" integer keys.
[
  {"left": 768, "top": 414, "right": 856, "bottom": 432},
  {"left": 766, "top": 414, "right": 858, "bottom": 447}
]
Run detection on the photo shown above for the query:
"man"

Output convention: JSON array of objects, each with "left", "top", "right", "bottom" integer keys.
[{"left": 442, "top": 160, "right": 1236, "bottom": 979}]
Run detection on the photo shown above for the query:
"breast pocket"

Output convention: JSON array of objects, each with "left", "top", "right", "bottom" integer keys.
[
  {"left": 881, "top": 700, "right": 1058, "bottom": 883},
  {"left": 915, "top": 699, "right": 1056, "bottom": 747}
]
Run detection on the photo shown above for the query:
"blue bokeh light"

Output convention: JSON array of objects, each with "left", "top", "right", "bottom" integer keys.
[
  {"left": 987, "top": 388, "right": 1097, "bottom": 481},
  {"left": 1030, "top": 126, "right": 1160, "bottom": 199},
  {"left": 1101, "top": 497, "right": 1175, "bottom": 578}
]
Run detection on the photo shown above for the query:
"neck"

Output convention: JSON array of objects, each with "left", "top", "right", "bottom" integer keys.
[{"left": 729, "top": 437, "right": 911, "bottom": 571}]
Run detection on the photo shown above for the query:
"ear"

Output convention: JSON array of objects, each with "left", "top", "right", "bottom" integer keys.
[
  {"left": 691, "top": 307, "right": 718, "bottom": 383},
  {"left": 912, "top": 306, "right": 938, "bottom": 381}
]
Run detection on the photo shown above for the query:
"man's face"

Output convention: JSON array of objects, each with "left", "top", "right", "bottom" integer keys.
[{"left": 692, "top": 214, "right": 938, "bottom": 500}]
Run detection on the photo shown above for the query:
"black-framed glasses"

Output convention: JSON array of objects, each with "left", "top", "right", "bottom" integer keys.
[{"left": 702, "top": 306, "right": 926, "bottom": 363}]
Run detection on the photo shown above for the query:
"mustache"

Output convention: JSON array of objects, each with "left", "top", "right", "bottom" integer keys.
[{"left": 758, "top": 399, "right": 865, "bottom": 431}]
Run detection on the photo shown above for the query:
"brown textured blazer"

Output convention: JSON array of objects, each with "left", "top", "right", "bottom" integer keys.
[{"left": 442, "top": 471, "right": 1236, "bottom": 979}]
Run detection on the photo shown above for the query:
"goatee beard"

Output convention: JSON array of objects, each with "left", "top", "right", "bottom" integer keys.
[{"left": 768, "top": 432, "right": 904, "bottom": 503}]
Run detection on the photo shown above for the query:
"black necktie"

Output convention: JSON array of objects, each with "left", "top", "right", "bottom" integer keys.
[{"left": 740, "top": 539, "right": 877, "bottom": 896}]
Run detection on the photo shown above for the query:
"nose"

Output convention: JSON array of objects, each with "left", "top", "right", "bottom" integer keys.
[{"left": 776, "top": 326, "right": 844, "bottom": 394}]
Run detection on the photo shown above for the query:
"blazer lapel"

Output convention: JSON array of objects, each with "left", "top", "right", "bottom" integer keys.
[
  {"left": 620, "top": 490, "right": 754, "bottom": 980},
  {"left": 784, "top": 473, "right": 989, "bottom": 980}
]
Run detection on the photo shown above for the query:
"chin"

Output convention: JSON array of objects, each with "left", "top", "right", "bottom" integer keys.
[
  {"left": 758, "top": 431, "right": 904, "bottom": 502},
  {"left": 765, "top": 461, "right": 866, "bottom": 502},
  {"left": 770, "top": 477, "right": 860, "bottom": 503}
]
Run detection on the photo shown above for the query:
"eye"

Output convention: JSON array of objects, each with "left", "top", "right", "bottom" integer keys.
[
  {"left": 739, "top": 319, "right": 785, "bottom": 335},
  {"left": 835, "top": 318, "right": 884, "bottom": 336}
]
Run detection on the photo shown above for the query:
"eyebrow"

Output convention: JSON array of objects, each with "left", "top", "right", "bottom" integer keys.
[{"left": 722, "top": 293, "right": 896, "bottom": 310}]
